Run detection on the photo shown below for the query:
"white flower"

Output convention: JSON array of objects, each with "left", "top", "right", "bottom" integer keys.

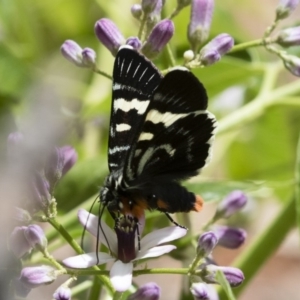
[{"left": 63, "top": 209, "right": 187, "bottom": 292}]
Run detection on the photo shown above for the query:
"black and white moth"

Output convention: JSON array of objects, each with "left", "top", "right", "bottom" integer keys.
[{"left": 100, "top": 45, "right": 216, "bottom": 223}]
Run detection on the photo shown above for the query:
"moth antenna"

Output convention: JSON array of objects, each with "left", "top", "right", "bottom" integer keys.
[
  {"left": 164, "top": 212, "right": 187, "bottom": 229},
  {"left": 81, "top": 195, "right": 99, "bottom": 250},
  {"left": 97, "top": 203, "right": 112, "bottom": 260}
]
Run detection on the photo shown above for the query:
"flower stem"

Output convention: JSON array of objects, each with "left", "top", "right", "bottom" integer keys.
[
  {"left": 134, "top": 267, "right": 189, "bottom": 276},
  {"left": 93, "top": 68, "right": 112, "bottom": 80},
  {"left": 218, "top": 196, "right": 296, "bottom": 299},
  {"left": 229, "top": 39, "right": 264, "bottom": 53}
]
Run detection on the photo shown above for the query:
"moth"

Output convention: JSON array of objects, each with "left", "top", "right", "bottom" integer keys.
[{"left": 100, "top": 45, "right": 216, "bottom": 225}]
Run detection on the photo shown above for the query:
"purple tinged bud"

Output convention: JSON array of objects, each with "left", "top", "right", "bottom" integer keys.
[
  {"left": 276, "top": 0, "right": 299, "bottom": 19},
  {"left": 82, "top": 48, "right": 96, "bottom": 68},
  {"left": 199, "top": 33, "right": 234, "bottom": 66},
  {"left": 131, "top": 4, "right": 143, "bottom": 19},
  {"left": 53, "top": 286, "right": 72, "bottom": 300},
  {"left": 19, "top": 266, "right": 57, "bottom": 289},
  {"left": 204, "top": 265, "right": 244, "bottom": 287},
  {"left": 148, "top": 0, "right": 164, "bottom": 27},
  {"left": 24, "top": 224, "right": 47, "bottom": 251},
  {"left": 188, "top": 0, "right": 214, "bottom": 52},
  {"left": 14, "top": 207, "right": 32, "bottom": 223},
  {"left": 190, "top": 282, "right": 219, "bottom": 300},
  {"left": 61, "top": 40, "right": 84, "bottom": 67},
  {"left": 142, "top": 0, "right": 159, "bottom": 14},
  {"left": 277, "top": 26, "right": 300, "bottom": 47},
  {"left": 283, "top": 55, "right": 300, "bottom": 76},
  {"left": 126, "top": 37, "right": 142, "bottom": 50},
  {"left": 197, "top": 232, "right": 218, "bottom": 256},
  {"left": 215, "top": 190, "right": 247, "bottom": 219},
  {"left": 60, "top": 146, "right": 78, "bottom": 176},
  {"left": 213, "top": 226, "right": 246, "bottom": 249},
  {"left": 94, "top": 18, "right": 125, "bottom": 56},
  {"left": 141, "top": 19, "right": 174, "bottom": 59},
  {"left": 128, "top": 282, "right": 161, "bottom": 300},
  {"left": 9, "top": 226, "right": 32, "bottom": 258}
]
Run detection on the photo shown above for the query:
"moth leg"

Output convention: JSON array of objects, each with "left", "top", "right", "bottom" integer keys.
[
  {"left": 134, "top": 217, "right": 141, "bottom": 251},
  {"left": 164, "top": 212, "right": 187, "bottom": 229}
]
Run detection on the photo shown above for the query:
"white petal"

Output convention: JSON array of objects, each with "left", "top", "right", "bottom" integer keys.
[
  {"left": 63, "top": 252, "right": 114, "bottom": 268},
  {"left": 110, "top": 261, "right": 133, "bottom": 292},
  {"left": 78, "top": 209, "right": 117, "bottom": 253},
  {"left": 140, "top": 226, "right": 187, "bottom": 251},
  {"left": 136, "top": 245, "right": 176, "bottom": 260}
]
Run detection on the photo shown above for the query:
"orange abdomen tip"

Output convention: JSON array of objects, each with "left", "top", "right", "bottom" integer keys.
[{"left": 192, "top": 194, "right": 204, "bottom": 212}]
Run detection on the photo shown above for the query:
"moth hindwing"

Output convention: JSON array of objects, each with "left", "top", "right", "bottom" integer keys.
[{"left": 101, "top": 45, "right": 217, "bottom": 220}]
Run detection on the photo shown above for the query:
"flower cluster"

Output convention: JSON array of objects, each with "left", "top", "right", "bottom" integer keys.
[
  {"left": 264, "top": 0, "right": 300, "bottom": 76},
  {"left": 7, "top": 132, "right": 77, "bottom": 299},
  {"left": 189, "top": 190, "right": 247, "bottom": 299},
  {"left": 61, "top": 0, "right": 234, "bottom": 73}
]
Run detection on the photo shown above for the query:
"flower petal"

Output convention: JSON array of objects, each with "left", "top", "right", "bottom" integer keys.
[
  {"left": 63, "top": 252, "right": 114, "bottom": 268},
  {"left": 78, "top": 209, "right": 117, "bottom": 253},
  {"left": 110, "top": 260, "right": 133, "bottom": 292},
  {"left": 141, "top": 226, "right": 187, "bottom": 251},
  {"left": 136, "top": 245, "right": 176, "bottom": 260}
]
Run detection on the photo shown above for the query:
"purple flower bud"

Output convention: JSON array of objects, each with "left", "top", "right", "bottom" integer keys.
[
  {"left": 215, "top": 190, "right": 247, "bottom": 219},
  {"left": 142, "top": 0, "right": 159, "bottom": 14},
  {"left": 148, "top": 0, "right": 164, "bottom": 27},
  {"left": 188, "top": 0, "right": 214, "bottom": 52},
  {"left": 128, "top": 282, "right": 161, "bottom": 300},
  {"left": 126, "top": 37, "right": 142, "bottom": 50},
  {"left": 213, "top": 226, "right": 246, "bottom": 249},
  {"left": 24, "top": 224, "right": 47, "bottom": 251},
  {"left": 19, "top": 266, "right": 57, "bottom": 289},
  {"left": 60, "top": 146, "right": 78, "bottom": 176},
  {"left": 131, "top": 4, "right": 143, "bottom": 19},
  {"left": 82, "top": 48, "right": 96, "bottom": 68},
  {"left": 141, "top": 19, "right": 174, "bottom": 59},
  {"left": 53, "top": 286, "right": 72, "bottom": 300},
  {"left": 276, "top": 0, "right": 299, "bottom": 19},
  {"left": 61, "top": 40, "right": 84, "bottom": 67},
  {"left": 197, "top": 232, "right": 218, "bottom": 256},
  {"left": 14, "top": 207, "right": 32, "bottom": 223},
  {"left": 204, "top": 265, "right": 244, "bottom": 287},
  {"left": 9, "top": 226, "right": 32, "bottom": 258},
  {"left": 277, "top": 26, "right": 300, "bottom": 47},
  {"left": 190, "top": 282, "right": 219, "bottom": 300},
  {"left": 94, "top": 18, "right": 125, "bottom": 56},
  {"left": 199, "top": 33, "right": 234, "bottom": 66},
  {"left": 283, "top": 55, "right": 300, "bottom": 76}
]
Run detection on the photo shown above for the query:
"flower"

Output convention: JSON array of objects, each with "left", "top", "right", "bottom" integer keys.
[
  {"left": 19, "top": 265, "right": 57, "bottom": 289},
  {"left": 126, "top": 37, "right": 142, "bottom": 50},
  {"left": 213, "top": 225, "right": 246, "bottom": 249},
  {"left": 61, "top": 40, "right": 84, "bottom": 67},
  {"left": 197, "top": 231, "right": 218, "bottom": 256},
  {"left": 202, "top": 265, "right": 244, "bottom": 287},
  {"left": 277, "top": 26, "right": 300, "bottom": 47},
  {"left": 214, "top": 190, "right": 247, "bottom": 219},
  {"left": 9, "top": 226, "right": 32, "bottom": 258},
  {"left": 131, "top": 4, "right": 142, "bottom": 19},
  {"left": 127, "top": 282, "right": 161, "bottom": 300},
  {"left": 190, "top": 282, "right": 219, "bottom": 300},
  {"left": 142, "top": 0, "right": 159, "bottom": 14},
  {"left": 53, "top": 286, "right": 72, "bottom": 300},
  {"left": 276, "top": 0, "right": 299, "bottom": 19},
  {"left": 188, "top": 0, "right": 214, "bottom": 52},
  {"left": 24, "top": 224, "right": 48, "bottom": 251},
  {"left": 82, "top": 48, "right": 97, "bottom": 68},
  {"left": 94, "top": 18, "right": 125, "bottom": 56},
  {"left": 283, "top": 55, "right": 300, "bottom": 76},
  {"left": 141, "top": 19, "right": 174, "bottom": 59},
  {"left": 63, "top": 209, "right": 187, "bottom": 292},
  {"left": 199, "top": 33, "right": 234, "bottom": 66}
]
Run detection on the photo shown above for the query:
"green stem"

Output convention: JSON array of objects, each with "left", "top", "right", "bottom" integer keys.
[
  {"left": 113, "top": 291, "right": 123, "bottom": 300},
  {"left": 133, "top": 268, "right": 189, "bottom": 276},
  {"left": 138, "top": 14, "right": 147, "bottom": 40},
  {"left": 88, "top": 276, "right": 101, "bottom": 300},
  {"left": 229, "top": 39, "right": 264, "bottom": 53},
  {"left": 218, "top": 196, "right": 296, "bottom": 299},
  {"left": 94, "top": 68, "right": 112, "bottom": 80},
  {"left": 165, "top": 43, "right": 176, "bottom": 67},
  {"left": 48, "top": 218, "right": 114, "bottom": 294},
  {"left": 217, "top": 79, "right": 300, "bottom": 136}
]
